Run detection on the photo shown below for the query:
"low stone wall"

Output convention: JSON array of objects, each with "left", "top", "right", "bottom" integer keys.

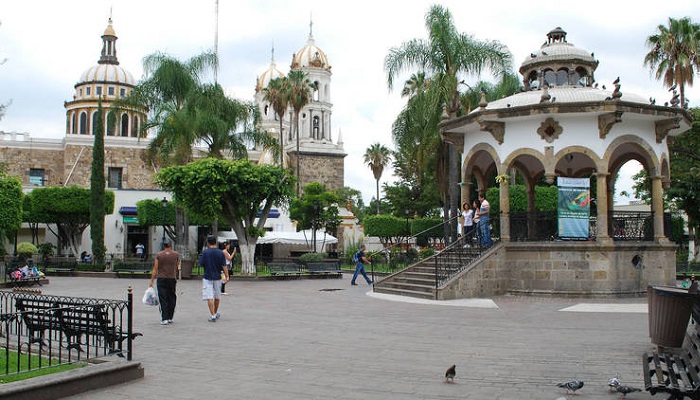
[{"left": 438, "top": 241, "right": 677, "bottom": 299}]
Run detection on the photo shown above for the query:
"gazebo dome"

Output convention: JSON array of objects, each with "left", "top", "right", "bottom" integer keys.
[
  {"left": 519, "top": 27, "right": 599, "bottom": 90},
  {"left": 79, "top": 64, "right": 135, "bottom": 86}
]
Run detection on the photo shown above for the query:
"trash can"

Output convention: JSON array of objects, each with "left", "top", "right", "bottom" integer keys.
[{"left": 648, "top": 285, "right": 698, "bottom": 348}]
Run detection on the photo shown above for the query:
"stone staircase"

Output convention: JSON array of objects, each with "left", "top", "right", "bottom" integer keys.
[{"left": 374, "top": 245, "right": 483, "bottom": 300}]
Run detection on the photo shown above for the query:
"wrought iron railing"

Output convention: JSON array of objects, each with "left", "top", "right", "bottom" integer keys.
[
  {"left": 434, "top": 227, "right": 499, "bottom": 288},
  {"left": 608, "top": 211, "right": 654, "bottom": 241},
  {"left": 0, "top": 288, "right": 136, "bottom": 377}
]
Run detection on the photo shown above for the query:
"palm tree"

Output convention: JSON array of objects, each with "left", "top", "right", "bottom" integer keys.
[
  {"left": 644, "top": 17, "right": 700, "bottom": 107},
  {"left": 364, "top": 143, "right": 392, "bottom": 214},
  {"left": 263, "top": 76, "right": 291, "bottom": 167},
  {"left": 287, "top": 70, "right": 315, "bottom": 196},
  {"left": 385, "top": 4, "right": 512, "bottom": 241}
]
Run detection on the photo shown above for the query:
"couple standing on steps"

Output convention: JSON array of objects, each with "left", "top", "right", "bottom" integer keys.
[{"left": 351, "top": 244, "right": 373, "bottom": 286}]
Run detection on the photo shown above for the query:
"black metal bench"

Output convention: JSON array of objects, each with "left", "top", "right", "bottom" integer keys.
[
  {"left": 16, "top": 297, "right": 142, "bottom": 356},
  {"left": 643, "top": 327, "right": 700, "bottom": 399},
  {"left": 43, "top": 257, "right": 77, "bottom": 274},
  {"left": 113, "top": 260, "right": 152, "bottom": 277},
  {"left": 267, "top": 263, "right": 302, "bottom": 279},
  {"left": 305, "top": 262, "right": 342, "bottom": 278}
]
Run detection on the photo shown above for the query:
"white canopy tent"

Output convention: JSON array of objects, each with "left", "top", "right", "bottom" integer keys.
[{"left": 217, "top": 230, "right": 337, "bottom": 246}]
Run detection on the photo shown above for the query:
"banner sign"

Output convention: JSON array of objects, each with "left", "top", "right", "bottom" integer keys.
[{"left": 557, "top": 177, "right": 591, "bottom": 239}]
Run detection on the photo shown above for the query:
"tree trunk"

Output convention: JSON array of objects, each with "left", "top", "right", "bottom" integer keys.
[
  {"left": 376, "top": 178, "right": 380, "bottom": 214},
  {"left": 448, "top": 142, "right": 460, "bottom": 245},
  {"left": 239, "top": 242, "right": 257, "bottom": 274}
]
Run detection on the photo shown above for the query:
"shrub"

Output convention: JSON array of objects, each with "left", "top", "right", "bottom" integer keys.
[
  {"left": 419, "top": 248, "right": 436, "bottom": 259},
  {"left": 298, "top": 252, "right": 327, "bottom": 265},
  {"left": 16, "top": 242, "right": 37, "bottom": 261},
  {"left": 37, "top": 243, "right": 55, "bottom": 260}
]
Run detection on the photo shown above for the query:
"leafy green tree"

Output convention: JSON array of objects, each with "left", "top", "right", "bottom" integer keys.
[
  {"left": 363, "top": 215, "right": 409, "bottom": 249},
  {"left": 385, "top": 4, "right": 512, "bottom": 242},
  {"left": 363, "top": 143, "right": 392, "bottom": 214},
  {"left": 28, "top": 187, "right": 114, "bottom": 257},
  {"left": 289, "top": 182, "right": 341, "bottom": 252},
  {"left": 90, "top": 98, "right": 106, "bottom": 263},
  {"left": 644, "top": 17, "right": 700, "bottom": 106},
  {"left": 156, "top": 158, "right": 295, "bottom": 274},
  {"left": 333, "top": 186, "right": 366, "bottom": 221},
  {"left": 0, "top": 173, "right": 22, "bottom": 255},
  {"left": 263, "top": 76, "right": 291, "bottom": 166},
  {"left": 461, "top": 72, "right": 523, "bottom": 111},
  {"left": 287, "top": 70, "right": 315, "bottom": 195}
]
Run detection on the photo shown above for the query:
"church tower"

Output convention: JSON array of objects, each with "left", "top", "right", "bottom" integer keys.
[
  {"left": 288, "top": 21, "right": 346, "bottom": 192},
  {"left": 64, "top": 18, "right": 146, "bottom": 138}
]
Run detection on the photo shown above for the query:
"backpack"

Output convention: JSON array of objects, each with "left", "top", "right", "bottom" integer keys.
[{"left": 352, "top": 251, "right": 360, "bottom": 264}]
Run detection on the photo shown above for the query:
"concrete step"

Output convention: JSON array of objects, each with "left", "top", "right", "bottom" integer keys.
[
  {"left": 377, "top": 281, "right": 434, "bottom": 293},
  {"left": 373, "top": 286, "right": 435, "bottom": 300}
]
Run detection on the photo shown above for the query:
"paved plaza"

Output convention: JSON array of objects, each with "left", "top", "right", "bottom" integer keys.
[{"left": 38, "top": 275, "right": 662, "bottom": 399}]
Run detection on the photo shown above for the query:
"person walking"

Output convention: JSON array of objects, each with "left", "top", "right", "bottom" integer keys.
[
  {"left": 198, "top": 235, "right": 228, "bottom": 322},
  {"left": 461, "top": 202, "right": 475, "bottom": 246},
  {"left": 221, "top": 242, "right": 236, "bottom": 295},
  {"left": 351, "top": 244, "right": 373, "bottom": 286},
  {"left": 477, "top": 193, "right": 492, "bottom": 247},
  {"left": 135, "top": 243, "right": 145, "bottom": 259},
  {"left": 149, "top": 240, "right": 180, "bottom": 325}
]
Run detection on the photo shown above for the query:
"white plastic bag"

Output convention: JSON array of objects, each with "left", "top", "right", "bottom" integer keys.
[{"left": 142, "top": 286, "right": 159, "bottom": 306}]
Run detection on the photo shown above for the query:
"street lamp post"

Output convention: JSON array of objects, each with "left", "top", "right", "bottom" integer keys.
[
  {"left": 161, "top": 197, "right": 168, "bottom": 249},
  {"left": 312, "top": 201, "right": 319, "bottom": 253}
]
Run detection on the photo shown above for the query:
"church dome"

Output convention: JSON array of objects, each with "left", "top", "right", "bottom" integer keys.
[
  {"left": 255, "top": 59, "right": 285, "bottom": 93},
  {"left": 79, "top": 64, "right": 135, "bottom": 85},
  {"left": 291, "top": 31, "right": 330, "bottom": 70}
]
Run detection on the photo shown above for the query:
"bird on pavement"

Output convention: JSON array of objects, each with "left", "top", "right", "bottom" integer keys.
[
  {"left": 610, "top": 381, "right": 642, "bottom": 398},
  {"left": 557, "top": 379, "right": 584, "bottom": 393},
  {"left": 607, "top": 376, "right": 621, "bottom": 392},
  {"left": 445, "top": 365, "right": 456, "bottom": 383}
]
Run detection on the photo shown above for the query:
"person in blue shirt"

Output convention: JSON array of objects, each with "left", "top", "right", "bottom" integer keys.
[
  {"left": 198, "top": 235, "right": 228, "bottom": 322},
  {"left": 351, "top": 244, "right": 373, "bottom": 286}
]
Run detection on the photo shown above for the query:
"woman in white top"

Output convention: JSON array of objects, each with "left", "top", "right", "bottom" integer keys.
[{"left": 462, "top": 202, "right": 475, "bottom": 245}]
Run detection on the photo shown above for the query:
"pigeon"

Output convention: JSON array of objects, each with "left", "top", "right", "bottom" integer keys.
[
  {"left": 557, "top": 379, "right": 584, "bottom": 393},
  {"left": 613, "top": 76, "right": 620, "bottom": 85},
  {"left": 615, "top": 385, "right": 641, "bottom": 398},
  {"left": 445, "top": 364, "right": 456, "bottom": 383},
  {"left": 607, "top": 376, "right": 621, "bottom": 392},
  {"left": 531, "top": 53, "right": 537, "bottom": 58},
  {"left": 669, "top": 84, "right": 677, "bottom": 92},
  {"left": 542, "top": 51, "right": 548, "bottom": 55}
]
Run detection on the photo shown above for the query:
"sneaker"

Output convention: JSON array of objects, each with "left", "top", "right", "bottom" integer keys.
[
  {"left": 214, "top": 312, "right": 220, "bottom": 320},
  {"left": 221, "top": 292, "right": 228, "bottom": 295},
  {"left": 368, "top": 281, "right": 373, "bottom": 285},
  {"left": 166, "top": 320, "right": 173, "bottom": 324},
  {"left": 160, "top": 320, "right": 169, "bottom": 325},
  {"left": 208, "top": 316, "right": 217, "bottom": 322},
  {"left": 351, "top": 282, "right": 358, "bottom": 286}
]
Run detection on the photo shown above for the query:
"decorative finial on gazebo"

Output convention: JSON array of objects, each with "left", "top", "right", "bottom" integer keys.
[
  {"left": 540, "top": 85, "right": 551, "bottom": 103},
  {"left": 441, "top": 103, "right": 450, "bottom": 120},
  {"left": 478, "top": 90, "right": 488, "bottom": 109}
]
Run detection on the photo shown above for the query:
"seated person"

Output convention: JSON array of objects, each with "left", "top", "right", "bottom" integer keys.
[{"left": 84, "top": 253, "right": 92, "bottom": 263}]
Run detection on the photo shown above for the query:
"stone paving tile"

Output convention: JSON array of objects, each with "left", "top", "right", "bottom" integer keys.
[{"left": 36, "top": 276, "right": 659, "bottom": 399}]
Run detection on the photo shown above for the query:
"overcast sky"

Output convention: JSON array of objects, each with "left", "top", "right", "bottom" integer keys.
[{"left": 1, "top": 0, "right": 699, "bottom": 205}]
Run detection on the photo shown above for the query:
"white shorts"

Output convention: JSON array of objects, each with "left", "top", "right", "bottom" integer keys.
[{"left": 202, "top": 279, "right": 222, "bottom": 300}]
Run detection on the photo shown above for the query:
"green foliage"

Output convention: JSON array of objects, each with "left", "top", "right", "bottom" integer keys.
[
  {"left": 487, "top": 185, "right": 558, "bottom": 215},
  {"left": 297, "top": 252, "right": 327, "bottom": 265},
  {"left": 289, "top": 182, "right": 341, "bottom": 239},
  {"left": 156, "top": 158, "right": 295, "bottom": 246},
  {"left": 383, "top": 182, "right": 441, "bottom": 218},
  {"left": 91, "top": 98, "right": 106, "bottom": 263},
  {"left": 667, "top": 108, "right": 700, "bottom": 230},
  {"left": 411, "top": 218, "right": 444, "bottom": 247},
  {"left": 419, "top": 247, "right": 436, "bottom": 259},
  {"left": 16, "top": 242, "right": 37, "bottom": 260},
  {"left": 37, "top": 243, "right": 55, "bottom": 260},
  {"left": 0, "top": 174, "right": 23, "bottom": 241},
  {"left": 364, "top": 215, "right": 405, "bottom": 238}
]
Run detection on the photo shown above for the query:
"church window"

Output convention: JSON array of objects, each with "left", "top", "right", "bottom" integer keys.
[
  {"left": 313, "top": 116, "right": 320, "bottom": 139},
  {"left": 132, "top": 115, "right": 140, "bottom": 137},
  {"left": 313, "top": 81, "right": 319, "bottom": 101},
  {"left": 108, "top": 87, "right": 115, "bottom": 96},
  {"left": 108, "top": 167, "right": 122, "bottom": 189},
  {"left": 120, "top": 88, "right": 126, "bottom": 97},
  {"left": 29, "top": 169, "right": 45, "bottom": 186},
  {"left": 70, "top": 112, "right": 77, "bottom": 134},
  {"left": 86, "top": 87, "right": 91, "bottom": 96},
  {"left": 79, "top": 112, "right": 88, "bottom": 134},
  {"left": 92, "top": 111, "right": 100, "bottom": 135},
  {"left": 106, "top": 111, "right": 115, "bottom": 136},
  {"left": 121, "top": 114, "right": 129, "bottom": 136},
  {"left": 96, "top": 86, "right": 102, "bottom": 96}
]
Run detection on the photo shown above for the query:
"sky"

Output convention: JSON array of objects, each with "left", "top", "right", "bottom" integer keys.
[{"left": 1, "top": 0, "right": 700, "bottom": 206}]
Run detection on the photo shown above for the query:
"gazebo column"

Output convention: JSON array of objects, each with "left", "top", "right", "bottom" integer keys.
[
  {"left": 595, "top": 172, "right": 611, "bottom": 241},
  {"left": 651, "top": 175, "right": 667, "bottom": 242},
  {"left": 499, "top": 181, "right": 510, "bottom": 242},
  {"left": 526, "top": 183, "right": 536, "bottom": 240}
]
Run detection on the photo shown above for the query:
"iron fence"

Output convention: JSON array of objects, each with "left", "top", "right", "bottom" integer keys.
[{"left": 0, "top": 288, "right": 136, "bottom": 377}]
